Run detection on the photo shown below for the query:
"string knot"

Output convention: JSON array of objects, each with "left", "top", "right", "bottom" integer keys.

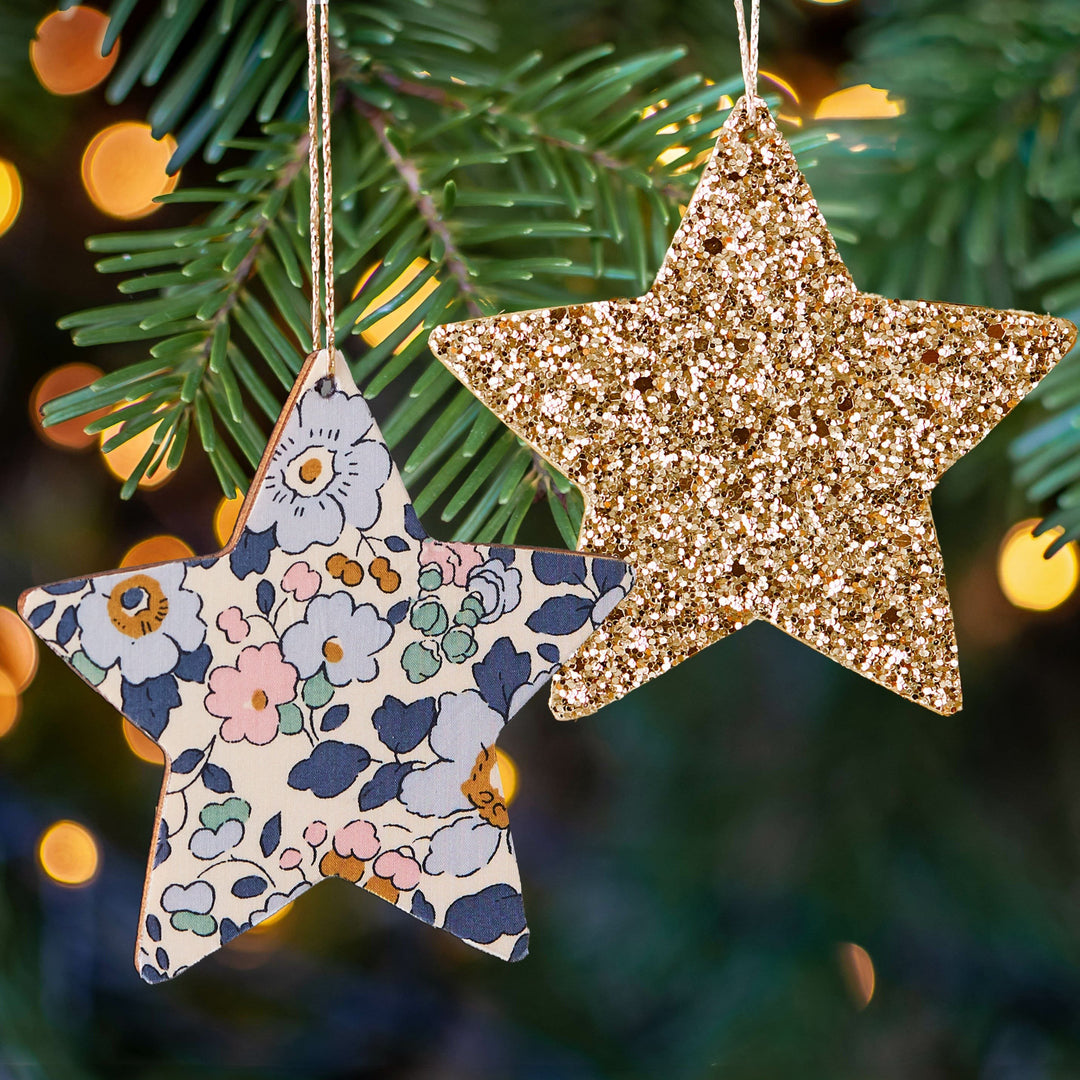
[{"left": 733, "top": 0, "right": 762, "bottom": 118}]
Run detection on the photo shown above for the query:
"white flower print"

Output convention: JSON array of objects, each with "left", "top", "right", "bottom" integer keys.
[
  {"left": 76, "top": 563, "right": 206, "bottom": 684},
  {"left": 246, "top": 387, "right": 393, "bottom": 553},
  {"left": 280, "top": 591, "right": 393, "bottom": 685},
  {"left": 466, "top": 558, "right": 522, "bottom": 623},
  {"left": 401, "top": 689, "right": 531, "bottom": 877}
]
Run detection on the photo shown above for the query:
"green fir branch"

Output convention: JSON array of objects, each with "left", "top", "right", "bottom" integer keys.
[{"left": 49, "top": 0, "right": 843, "bottom": 544}]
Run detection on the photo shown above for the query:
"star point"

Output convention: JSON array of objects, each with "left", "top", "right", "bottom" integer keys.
[{"left": 430, "top": 97, "right": 1076, "bottom": 721}]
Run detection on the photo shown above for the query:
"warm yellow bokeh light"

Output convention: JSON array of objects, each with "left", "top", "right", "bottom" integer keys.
[
  {"left": 0, "top": 606, "right": 39, "bottom": 693},
  {"left": 815, "top": 85, "right": 904, "bottom": 120},
  {"left": 31, "top": 7, "right": 118, "bottom": 96},
  {"left": 252, "top": 901, "right": 293, "bottom": 931},
  {"left": 123, "top": 719, "right": 164, "bottom": 764},
  {"left": 760, "top": 70, "right": 801, "bottom": 107},
  {"left": 120, "top": 535, "right": 194, "bottom": 568},
  {"left": 838, "top": 942, "right": 876, "bottom": 1009},
  {"left": 38, "top": 820, "right": 100, "bottom": 886},
  {"left": 0, "top": 159, "right": 22, "bottom": 237},
  {"left": 355, "top": 258, "right": 440, "bottom": 353},
  {"left": 81, "top": 122, "right": 178, "bottom": 220},
  {"left": 213, "top": 494, "right": 244, "bottom": 546},
  {"left": 99, "top": 411, "right": 175, "bottom": 489},
  {"left": 0, "top": 668, "right": 20, "bottom": 739},
  {"left": 494, "top": 747, "right": 518, "bottom": 805},
  {"left": 32, "top": 363, "right": 107, "bottom": 450},
  {"left": 997, "top": 519, "right": 1080, "bottom": 612}
]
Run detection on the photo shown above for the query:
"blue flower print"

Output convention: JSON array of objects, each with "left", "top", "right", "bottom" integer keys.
[
  {"left": 465, "top": 558, "right": 522, "bottom": 623},
  {"left": 76, "top": 563, "right": 206, "bottom": 684},
  {"left": 245, "top": 387, "right": 393, "bottom": 553},
  {"left": 280, "top": 592, "right": 393, "bottom": 685}
]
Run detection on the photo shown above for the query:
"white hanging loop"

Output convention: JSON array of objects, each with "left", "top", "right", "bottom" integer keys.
[{"left": 734, "top": 0, "right": 763, "bottom": 118}]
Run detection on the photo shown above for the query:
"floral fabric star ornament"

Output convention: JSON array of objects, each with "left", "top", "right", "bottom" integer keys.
[
  {"left": 430, "top": 96, "right": 1077, "bottom": 721},
  {"left": 20, "top": 349, "right": 633, "bottom": 981}
]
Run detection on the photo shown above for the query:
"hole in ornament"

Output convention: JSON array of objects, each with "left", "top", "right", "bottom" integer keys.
[
  {"left": 740, "top": 128, "right": 759, "bottom": 144},
  {"left": 315, "top": 376, "right": 336, "bottom": 398}
]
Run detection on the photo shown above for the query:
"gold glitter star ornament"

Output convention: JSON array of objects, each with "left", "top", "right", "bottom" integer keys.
[{"left": 430, "top": 97, "right": 1077, "bottom": 721}]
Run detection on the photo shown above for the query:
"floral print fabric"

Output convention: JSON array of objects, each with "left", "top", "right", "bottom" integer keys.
[{"left": 20, "top": 350, "right": 633, "bottom": 982}]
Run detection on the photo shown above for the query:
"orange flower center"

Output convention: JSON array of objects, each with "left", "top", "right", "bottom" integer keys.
[
  {"left": 299, "top": 457, "right": 323, "bottom": 484},
  {"left": 322, "top": 638, "right": 344, "bottom": 664},
  {"left": 107, "top": 574, "right": 169, "bottom": 640},
  {"left": 461, "top": 746, "right": 509, "bottom": 829},
  {"left": 250, "top": 689, "right": 268, "bottom": 710}
]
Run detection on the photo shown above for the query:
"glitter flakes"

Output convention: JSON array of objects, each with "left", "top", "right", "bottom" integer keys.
[{"left": 429, "top": 97, "right": 1077, "bottom": 721}]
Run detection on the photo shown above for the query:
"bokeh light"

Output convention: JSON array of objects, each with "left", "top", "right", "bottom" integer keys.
[
  {"left": 123, "top": 719, "right": 164, "bottom": 764},
  {"left": 355, "top": 258, "right": 440, "bottom": 352},
  {"left": 997, "top": 519, "right": 1080, "bottom": 612},
  {"left": 0, "top": 605, "right": 39, "bottom": 693},
  {"left": 760, "top": 70, "right": 801, "bottom": 107},
  {"left": 38, "top": 820, "right": 100, "bottom": 886},
  {"left": 81, "top": 122, "right": 178, "bottom": 220},
  {"left": 0, "top": 669, "right": 20, "bottom": 739},
  {"left": 495, "top": 747, "right": 518, "bottom": 805},
  {"left": 32, "top": 363, "right": 107, "bottom": 450},
  {"left": 120, "top": 535, "right": 194, "bottom": 568},
  {"left": 0, "top": 159, "right": 22, "bottom": 237},
  {"left": 213, "top": 493, "right": 244, "bottom": 546},
  {"left": 815, "top": 85, "right": 904, "bottom": 120},
  {"left": 838, "top": 942, "right": 876, "bottom": 1009},
  {"left": 99, "top": 410, "right": 175, "bottom": 489},
  {"left": 252, "top": 902, "right": 293, "bottom": 932},
  {"left": 30, "top": 7, "right": 118, "bottom": 96}
]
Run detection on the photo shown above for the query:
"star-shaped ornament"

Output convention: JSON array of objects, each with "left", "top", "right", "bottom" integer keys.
[
  {"left": 20, "top": 350, "right": 632, "bottom": 981},
  {"left": 430, "top": 96, "right": 1077, "bottom": 721}
]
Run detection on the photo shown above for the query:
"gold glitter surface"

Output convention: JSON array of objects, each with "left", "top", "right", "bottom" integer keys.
[{"left": 429, "top": 98, "right": 1077, "bottom": 720}]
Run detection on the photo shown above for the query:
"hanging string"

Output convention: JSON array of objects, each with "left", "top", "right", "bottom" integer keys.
[
  {"left": 733, "top": 0, "right": 762, "bottom": 117},
  {"left": 307, "top": 0, "right": 335, "bottom": 371}
]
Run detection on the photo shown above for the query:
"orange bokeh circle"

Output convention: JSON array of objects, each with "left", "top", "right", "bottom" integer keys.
[
  {"left": 32, "top": 363, "right": 106, "bottom": 451},
  {"left": 31, "top": 7, "right": 118, "bottom": 96},
  {"left": 0, "top": 606, "right": 38, "bottom": 693},
  {"left": 119, "top": 535, "right": 195, "bottom": 568},
  {"left": 81, "top": 122, "right": 178, "bottom": 220}
]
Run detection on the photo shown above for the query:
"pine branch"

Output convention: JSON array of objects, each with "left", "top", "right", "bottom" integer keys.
[
  {"left": 48, "top": 0, "right": 846, "bottom": 544},
  {"left": 810, "top": 0, "right": 1080, "bottom": 546}
]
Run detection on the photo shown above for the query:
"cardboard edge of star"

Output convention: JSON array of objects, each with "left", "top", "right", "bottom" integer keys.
[
  {"left": 427, "top": 96, "right": 1079, "bottom": 721},
  {"left": 18, "top": 348, "right": 637, "bottom": 979}
]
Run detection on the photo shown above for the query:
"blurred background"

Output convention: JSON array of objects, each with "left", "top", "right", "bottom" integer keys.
[{"left": 3, "top": 0, "right": 1080, "bottom": 1076}]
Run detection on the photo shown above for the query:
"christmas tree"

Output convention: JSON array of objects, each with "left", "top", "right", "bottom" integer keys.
[{"left": 1, "top": 0, "right": 1080, "bottom": 1075}]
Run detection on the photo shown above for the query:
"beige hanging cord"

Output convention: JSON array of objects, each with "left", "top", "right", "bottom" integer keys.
[
  {"left": 307, "top": 0, "right": 336, "bottom": 372},
  {"left": 734, "top": 0, "right": 762, "bottom": 117}
]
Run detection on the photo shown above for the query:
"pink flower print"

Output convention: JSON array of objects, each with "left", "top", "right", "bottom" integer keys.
[
  {"left": 303, "top": 821, "right": 327, "bottom": 847},
  {"left": 373, "top": 849, "right": 421, "bottom": 891},
  {"left": 206, "top": 642, "right": 298, "bottom": 745},
  {"left": 419, "top": 539, "right": 483, "bottom": 587},
  {"left": 216, "top": 606, "right": 249, "bottom": 644},
  {"left": 282, "top": 561, "right": 320, "bottom": 602},
  {"left": 333, "top": 820, "right": 380, "bottom": 861},
  {"left": 279, "top": 848, "right": 302, "bottom": 871}
]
